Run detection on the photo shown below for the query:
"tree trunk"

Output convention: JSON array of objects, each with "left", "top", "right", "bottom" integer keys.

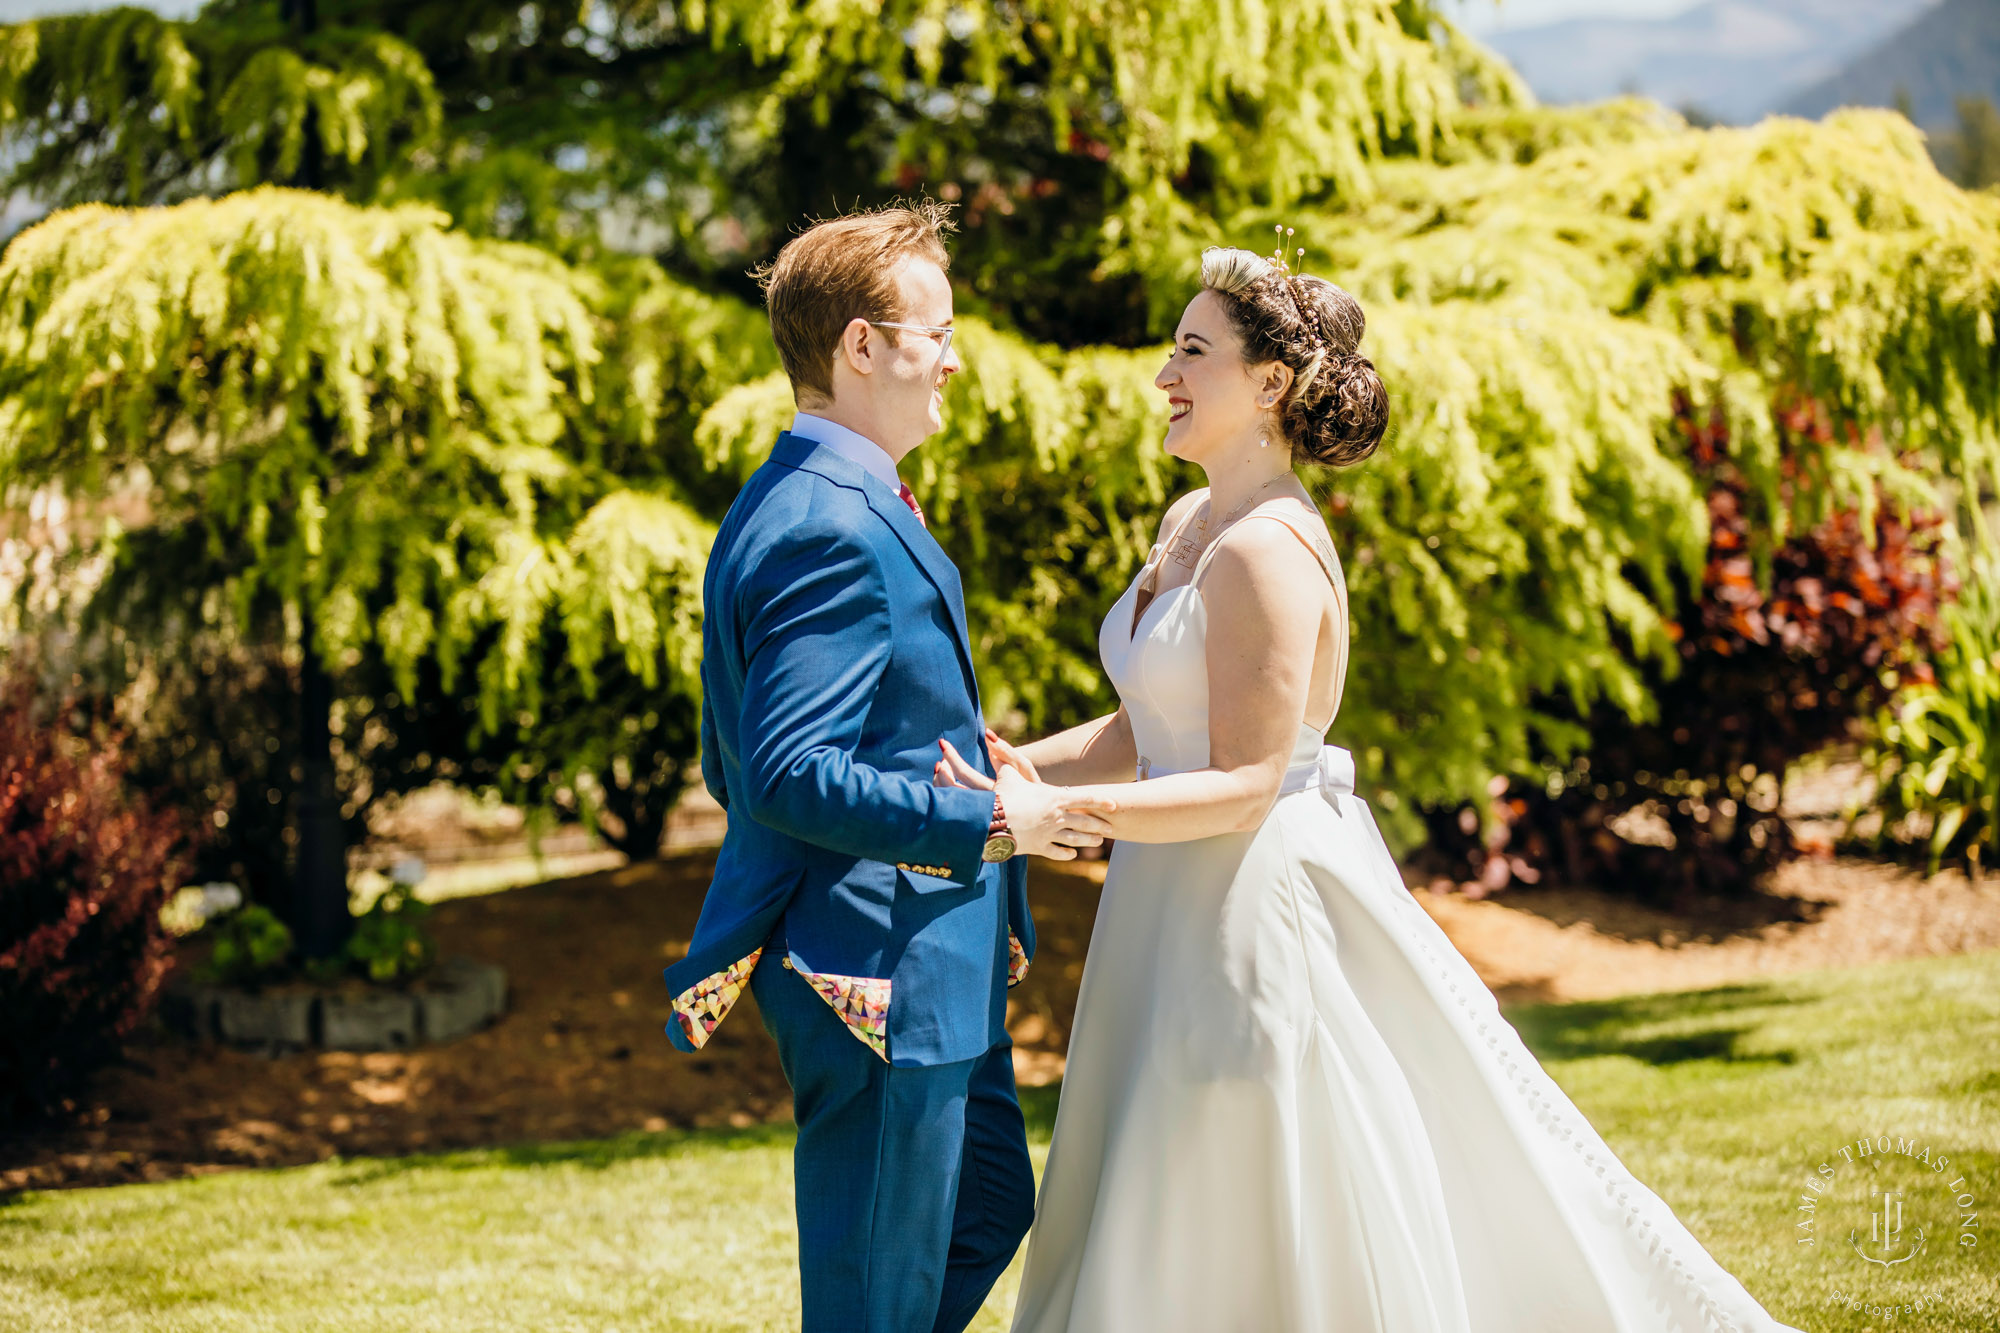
[
  {"left": 278, "top": 0, "right": 348, "bottom": 959},
  {"left": 292, "top": 610, "right": 351, "bottom": 959},
  {"left": 598, "top": 766, "right": 686, "bottom": 862}
]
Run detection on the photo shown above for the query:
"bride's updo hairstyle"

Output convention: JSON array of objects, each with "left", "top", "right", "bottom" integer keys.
[{"left": 1198, "top": 246, "right": 1389, "bottom": 467}]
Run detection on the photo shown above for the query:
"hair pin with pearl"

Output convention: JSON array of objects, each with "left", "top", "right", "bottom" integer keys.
[
  {"left": 1267, "top": 223, "right": 1328, "bottom": 353},
  {"left": 1269, "top": 224, "right": 1306, "bottom": 278}
]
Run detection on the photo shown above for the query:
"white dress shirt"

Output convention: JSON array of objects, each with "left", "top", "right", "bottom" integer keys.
[{"left": 790, "top": 412, "right": 901, "bottom": 491}]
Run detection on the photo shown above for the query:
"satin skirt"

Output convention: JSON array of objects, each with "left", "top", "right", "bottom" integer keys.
[{"left": 1008, "top": 760, "right": 1804, "bottom": 1333}]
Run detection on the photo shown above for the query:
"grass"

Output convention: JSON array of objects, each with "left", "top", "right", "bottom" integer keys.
[{"left": 5, "top": 951, "right": 1999, "bottom": 1331}]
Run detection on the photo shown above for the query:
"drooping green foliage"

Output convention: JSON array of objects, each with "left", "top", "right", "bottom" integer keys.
[
  {"left": 0, "top": 2, "right": 1495, "bottom": 281},
  {"left": 8, "top": 0, "right": 2000, "bottom": 880},
  {"left": 0, "top": 7, "right": 438, "bottom": 208},
  {"left": 1264, "top": 110, "right": 2000, "bottom": 827},
  {"left": 1283, "top": 109, "right": 2000, "bottom": 507},
  {"left": 3, "top": 189, "right": 593, "bottom": 702},
  {"left": 0, "top": 189, "right": 722, "bottom": 868}
]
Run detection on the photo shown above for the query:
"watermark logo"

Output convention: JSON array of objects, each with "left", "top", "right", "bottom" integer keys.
[
  {"left": 1791, "top": 1133, "right": 1980, "bottom": 1318},
  {"left": 1852, "top": 1185, "right": 1924, "bottom": 1267}
]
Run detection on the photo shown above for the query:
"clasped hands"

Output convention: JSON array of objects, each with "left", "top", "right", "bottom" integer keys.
[{"left": 933, "top": 729, "right": 1115, "bottom": 861}]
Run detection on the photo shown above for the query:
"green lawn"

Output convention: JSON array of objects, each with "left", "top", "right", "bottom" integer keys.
[{"left": 5, "top": 950, "right": 1999, "bottom": 1332}]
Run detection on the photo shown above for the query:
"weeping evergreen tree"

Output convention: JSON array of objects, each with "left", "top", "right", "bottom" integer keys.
[
  {"left": 0, "top": 191, "right": 721, "bottom": 949},
  {"left": 2, "top": 1, "right": 1512, "bottom": 310},
  {"left": 8, "top": 0, "right": 2000, "bottom": 880},
  {"left": 0, "top": 3, "right": 438, "bottom": 208},
  {"left": 1, "top": 3, "right": 773, "bottom": 942},
  {"left": 688, "top": 105, "right": 2000, "bottom": 843}
]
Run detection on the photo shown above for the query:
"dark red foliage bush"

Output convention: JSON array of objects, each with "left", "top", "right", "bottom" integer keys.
[
  {"left": 0, "top": 678, "right": 198, "bottom": 1125},
  {"left": 1420, "top": 402, "right": 1953, "bottom": 905}
]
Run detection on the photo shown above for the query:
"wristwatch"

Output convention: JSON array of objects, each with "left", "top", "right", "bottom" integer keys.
[{"left": 981, "top": 793, "right": 1017, "bottom": 862}]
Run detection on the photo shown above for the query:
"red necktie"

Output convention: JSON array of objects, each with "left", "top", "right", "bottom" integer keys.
[{"left": 897, "top": 482, "right": 927, "bottom": 529}]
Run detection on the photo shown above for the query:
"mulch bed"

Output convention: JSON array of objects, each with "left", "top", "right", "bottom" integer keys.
[
  {"left": 0, "top": 854, "right": 1103, "bottom": 1193},
  {"left": 8, "top": 847, "right": 1998, "bottom": 1193}
]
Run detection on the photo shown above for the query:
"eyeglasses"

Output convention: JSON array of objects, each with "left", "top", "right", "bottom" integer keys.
[{"left": 868, "top": 320, "right": 956, "bottom": 380}]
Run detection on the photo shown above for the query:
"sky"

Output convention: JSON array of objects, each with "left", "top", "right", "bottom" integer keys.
[
  {"left": 0, "top": 0, "right": 195, "bottom": 16},
  {"left": 1445, "top": 0, "right": 1704, "bottom": 34}
]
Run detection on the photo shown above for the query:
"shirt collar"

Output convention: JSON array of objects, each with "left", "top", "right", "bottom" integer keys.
[{"left": 790, "top": 412, "right": 901, "bottom": 491}]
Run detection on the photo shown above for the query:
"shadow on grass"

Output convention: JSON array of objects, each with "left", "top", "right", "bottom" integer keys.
[
  {"left": 314, "top": 1087, "right": 1080, "bottom": 1192},
  {"left": 1504, "top": 982, "right": 1808, "bottom": 1068},
  {"left": 330, "top": 985, "right": 1811, "bottom": 1189}
]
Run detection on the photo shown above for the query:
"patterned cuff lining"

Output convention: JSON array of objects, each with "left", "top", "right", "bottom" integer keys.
[
  {"left": 671, "top": 946, "right": 764, "bottom": 1051},
  {"left": 676, "top": 931, "right": 1027, "bottom": 1060},
  {"left": 786, "top": 956, "right": 892, "bottom": 1062}
]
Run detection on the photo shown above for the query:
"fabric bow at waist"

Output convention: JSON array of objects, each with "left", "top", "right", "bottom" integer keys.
[
  {"left": 1135, "top": 745, "right": 1355, "bottom": 805},
  {"left": 1282, "top": 744, "right": 1355, "bottom": 798}
]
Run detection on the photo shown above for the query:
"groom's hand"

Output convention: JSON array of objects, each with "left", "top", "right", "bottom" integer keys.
[{"left": 994, "top": 765, "right": 1115, "bottom": 861}]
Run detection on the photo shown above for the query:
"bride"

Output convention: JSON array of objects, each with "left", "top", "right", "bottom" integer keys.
[{"left": 935, "top": 242, "right": 1805, "bottom": 1332}]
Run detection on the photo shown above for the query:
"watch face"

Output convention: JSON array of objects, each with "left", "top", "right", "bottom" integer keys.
[{"left": 982, "top": 833, "right": 1018, "bottom": 862}]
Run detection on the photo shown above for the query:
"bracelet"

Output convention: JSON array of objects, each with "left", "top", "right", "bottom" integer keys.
[{"left": 988, "top": 792, "right": 1010, "bottom": 836}]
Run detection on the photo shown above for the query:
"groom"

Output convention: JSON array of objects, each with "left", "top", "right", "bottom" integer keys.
[{"left": 662, "top": 201, "right": 1113, "bottom": 1332}]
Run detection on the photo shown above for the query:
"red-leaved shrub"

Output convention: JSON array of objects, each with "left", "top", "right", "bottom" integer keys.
[
  {"left": 0, "top": 679, "right": 197, "bottom": 1124},
  {"left": 1421, "top": 402, "right": 1953, "bottom": 905}
]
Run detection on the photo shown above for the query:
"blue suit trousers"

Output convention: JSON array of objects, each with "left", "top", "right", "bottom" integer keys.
[{"left": 751, "top": 956, "right": 1035, "bottom": 1332}]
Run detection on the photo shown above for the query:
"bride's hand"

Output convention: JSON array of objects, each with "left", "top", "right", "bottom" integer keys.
[
  {"left": 984, "top": 727, "right": 1041, "bottom": 783},
  {"left": 933, "top": 738, "right": 996, "bottom": 790}
]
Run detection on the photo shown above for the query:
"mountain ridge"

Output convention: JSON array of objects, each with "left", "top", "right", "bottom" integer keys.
[
  {"left": 1781, "top": 0, "right": 2000, "bottom": 128},
  {"left": 1480, "top": 0, "right": 1938, "bottom": 124}
]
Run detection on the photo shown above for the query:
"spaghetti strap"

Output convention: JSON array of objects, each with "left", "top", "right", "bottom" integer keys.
[
  {"left": 1191, "top": 504, "right": 1350, "bottom": 734},
  {"left": 1192, "top": 505, "right": 1344, "bottom": 597}
]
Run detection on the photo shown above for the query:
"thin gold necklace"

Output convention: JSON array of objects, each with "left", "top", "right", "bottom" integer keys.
[{"left": 1169, "top": 474, "right": 1293, "bottom": 568}]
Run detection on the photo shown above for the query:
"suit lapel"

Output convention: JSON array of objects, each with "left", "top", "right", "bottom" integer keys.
[{"left": 774, "top": 434, "right": 982, "bottom": 709}]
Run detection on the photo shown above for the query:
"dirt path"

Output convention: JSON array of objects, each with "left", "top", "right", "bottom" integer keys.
[
  {"left": 6, "top": 850, "right": 1998, "bottom": 1193},
  {"left": 1412, "top": 857, "right": 2000, "bottom": 1004}
]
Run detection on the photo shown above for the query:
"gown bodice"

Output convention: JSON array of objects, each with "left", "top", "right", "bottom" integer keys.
[{"left": 1096, "top": 494, "right": 1349, "bottom": 783}]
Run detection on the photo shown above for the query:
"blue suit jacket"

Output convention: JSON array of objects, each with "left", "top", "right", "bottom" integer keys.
[{"left": 662, "top": 432, "right": 1033, "bottom": 1067}]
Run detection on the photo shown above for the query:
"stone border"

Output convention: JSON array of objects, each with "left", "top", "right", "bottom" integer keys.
[{"left": 162, "top": 956, "right": 507, "bottom": 1054}]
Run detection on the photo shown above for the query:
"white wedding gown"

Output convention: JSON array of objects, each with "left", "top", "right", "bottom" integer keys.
[{"left": 1008, "top": 501, "right": 1804, "bottom": 1333}]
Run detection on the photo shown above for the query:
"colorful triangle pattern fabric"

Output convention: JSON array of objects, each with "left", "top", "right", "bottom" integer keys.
[
  {"left": 670, "top": 946, "right": 763, "bottom": 1051},
  {"left": 1007, "top": 929, "right": 1030, "bottom": 988},
  {"left": 790, "top": 959, "right": 892, "bottom": 1062}
]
